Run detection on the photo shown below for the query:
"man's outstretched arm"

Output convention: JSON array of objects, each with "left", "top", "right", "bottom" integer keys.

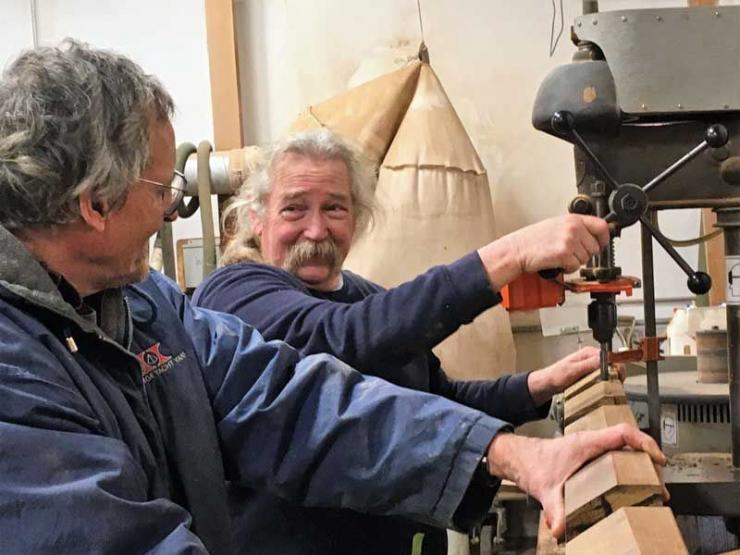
[
  {"left": 181, "top": 300, "right": 508, "bottom": 529},
  {"left": 433, "top": 346, "right": 603, "bottom": 426},
  {"left": 169, "top": 275, "right": 662, "bottom": 537},
  {"left": 193, "top": 214, "right": 610, "bottom": 376},
  {"left": 486, "top": 424, "right": 667, "bottom": 539}
]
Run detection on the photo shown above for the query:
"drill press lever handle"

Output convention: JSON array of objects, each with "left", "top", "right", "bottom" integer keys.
[
  {"left": 639, "top": 215, "right": 712, "bottom": 295},
  {"left": 642, "top": 123, "right": 729, "bottom": 195},
  {"left": 550, "top": 110, "right": 722, "bottom": 296},
  {"left": 551, "top": 111, "right": 621, "bottom": 192},
  {"left": 551, "top": 111, "right": 728, "bottom": 222}
]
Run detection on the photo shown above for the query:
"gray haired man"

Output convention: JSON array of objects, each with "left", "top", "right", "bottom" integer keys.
[
  {"left": 0, "top": 40, "right": 663, "bottom": 554},
  {"left": 194, "top": 129, "right": 633, "bottom": 555}
]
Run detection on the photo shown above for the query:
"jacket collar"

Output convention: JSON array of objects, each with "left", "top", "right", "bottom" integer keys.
[
  {"left": 0, "top": 225, "right": 61, "bottom": 298},
  {"left": 0, "top": 224, "right": 127, "bottom": 340}
]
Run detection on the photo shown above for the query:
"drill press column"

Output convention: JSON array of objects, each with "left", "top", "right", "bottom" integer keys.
[{"left": 715, "top": 207, "right": 740, "bottom": 467}]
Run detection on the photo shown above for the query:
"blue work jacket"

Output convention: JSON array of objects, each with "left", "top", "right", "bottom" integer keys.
[{"left": 0, "top": 226, "right": 505, "bottom": 554}]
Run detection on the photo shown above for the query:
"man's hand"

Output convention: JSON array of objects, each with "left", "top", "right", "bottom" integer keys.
[
  {"left": 528, "top": 346, "right": 599, "bottom": 405},
  {"left": 527, "top": 346, "right": 626, "bottom": 405},
  {"left": 485, "top": 424, "right": 667, "bottom": 539},
  {"left": 477, "top": 215, "right": 610, "bottom": 291}
]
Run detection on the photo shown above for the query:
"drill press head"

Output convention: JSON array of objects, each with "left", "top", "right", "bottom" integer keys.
[
  {"left": 529, "top": 6, "right": 740, "bottom": 372},
  {"left": 533, "top": 7, "right": 740, "bottom": 212}
]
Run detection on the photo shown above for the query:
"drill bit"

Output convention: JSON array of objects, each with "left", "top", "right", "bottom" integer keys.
[{"left": 600, "top": 342, "right": 610, "bottom": 381}]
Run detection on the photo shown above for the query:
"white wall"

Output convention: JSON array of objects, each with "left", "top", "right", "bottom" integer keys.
[
  {"left": 0, "top": 1, "right": 731, "bottom": 317},
  {"left": 235, "top": 0, "right": 729, "bottom": 321},
  {"left": 1, "top": 1, "right": 33, "bottom": 64},
  {"left": 0, "top": 0, "right": 215, "bottom": 248}
]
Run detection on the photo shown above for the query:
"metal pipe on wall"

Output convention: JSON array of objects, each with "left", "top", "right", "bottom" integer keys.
[
  {"left": 182, "top": 145, "right": 262, "bottom": 196},
  {"left": 165, "top": 142, "right": 261, "bottom": 289},
  {"left": 715, "top": 207, "right": 740, "bottom": 467},
  {"left": 197, "top": 141, "right": 217, "bottom": 279},
  {"left": 29, "top": 0, "right": 39, "bottom": 47}
]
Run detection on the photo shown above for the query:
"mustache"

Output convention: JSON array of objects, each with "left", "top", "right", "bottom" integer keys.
[{"left": 282, "top": 238, "right": 343, "bottom": 274}]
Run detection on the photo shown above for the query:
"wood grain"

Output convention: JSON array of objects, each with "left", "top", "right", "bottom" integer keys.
[
  {"left": 566, "top": 506, "right": 688, "bottom": 554},
  {"left": 565, "top": 451, "right": 663, "bottom": 538},
  {"left": 564, "top": 404, "right": 638, "bottom": 435},
  {"left": 564, "top": 368, "right": 620, "bottom": 401},
  {"left": 564, "top": 380, "right": 627, "bottom": 426}
]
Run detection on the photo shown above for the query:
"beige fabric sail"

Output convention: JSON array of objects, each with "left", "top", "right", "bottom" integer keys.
[
  {"left": 290, "top": 61, "right": 423, "bottom": 167},
  {"left": 344, "top": 64, "right": 515, "bottom": 379}
]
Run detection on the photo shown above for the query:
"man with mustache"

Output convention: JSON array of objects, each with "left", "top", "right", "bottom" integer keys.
[
  {"left": 193, "top": 129, "right": 617, "bottom": 555},
  {"left": 284, "top": 235, "right": 342, "bottom": 278}
]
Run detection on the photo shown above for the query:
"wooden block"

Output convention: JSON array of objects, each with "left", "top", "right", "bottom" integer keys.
[
  {"left": 564, "top": 404, "right": 638, "bottom": 435},
  {"left": 536, "top": 511, "right": 564, "bottom": 555},
  {"left": 566, "top": 506, "right": 688, "bottom": 554},
  {"left": 564, "top": 368, "right": 619, "bottom": 401},
  {"left": 565, "top": 450, "right": 663, "bottom": 538},
  {"left": 564, "top": 380, "right": 627, "bottom": 426}
]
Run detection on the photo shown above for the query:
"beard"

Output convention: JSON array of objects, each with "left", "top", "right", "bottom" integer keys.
[
  {"left": 83, "top": 241, "right": 150, "bottom": 294},
  {"left": 282, "top": 238, "right": 344, "bottom": 276}
]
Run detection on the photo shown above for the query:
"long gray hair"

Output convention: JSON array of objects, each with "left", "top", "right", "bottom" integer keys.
[
  {"left": 220, "top": 129, "right": 377, "bottom": 266},
  {"left": 0, "top": 39, "right": 174, "bottom": 232}
]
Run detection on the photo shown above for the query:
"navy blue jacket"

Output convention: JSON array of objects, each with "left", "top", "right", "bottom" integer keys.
[
  {"left": 0, "top": 227, "right": 507, "bottom": 554},
  {"left": 193, "top": 252, "right": 548, "bottom": 554}
]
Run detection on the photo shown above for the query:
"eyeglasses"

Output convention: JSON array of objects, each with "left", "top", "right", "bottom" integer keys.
[{"left": 138, "top": 170, "right": 187, "bottom": 217}]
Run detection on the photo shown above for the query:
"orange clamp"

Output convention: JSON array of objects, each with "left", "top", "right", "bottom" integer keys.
[
  {"left": 564, "top": 276, "right": 641, "bottom": 297},
  {"left": 500, "top": 272, "right": 565, "bottom": 311},
  {"left": 608, "top": 336, "right": 665, "bottom": 364}
]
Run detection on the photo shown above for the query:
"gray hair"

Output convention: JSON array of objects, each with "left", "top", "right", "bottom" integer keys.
[
  {"left": 221, "top": 129, "right": 378, "bottom": 266},
  {"left": 0, "top": 38, "right": 174, "bottom": 232}
]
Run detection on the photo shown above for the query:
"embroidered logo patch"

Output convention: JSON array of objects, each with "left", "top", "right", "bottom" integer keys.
[{"left": 135, "top": 343, "right": 186, "bottom": 382}]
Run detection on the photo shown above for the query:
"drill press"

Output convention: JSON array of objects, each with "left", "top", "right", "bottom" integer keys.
[
  {"left": 528, "top": 7, "right": 740, "bottom": 538},
  {"left": 541, "top": 108, "right": 721, "bottom": 384},
  {"left": 529, "top": 6, "right": 740, "bottom": 453}
]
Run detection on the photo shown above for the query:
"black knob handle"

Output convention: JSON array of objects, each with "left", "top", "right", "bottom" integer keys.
[
  {"left": 687, "top": 271, "right": 712, "bottom": 295},
  {"left": 538, "top": 268, "right": 562, "bottom": 280},
  {"left": 706, "top": 124, "right": 729, "bottom": 149},
  {"left": 551, "top": 111, "right": 575, "bottom": 135},
  {"left": 569, "top": 194, "right": 595, "bottom": 215}
]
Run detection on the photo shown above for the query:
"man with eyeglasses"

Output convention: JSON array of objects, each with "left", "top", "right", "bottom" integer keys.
[
  {"left": 0, "top": 40, "right": 664, "bottom": 554},
  {"left": 138, "top": 169, "right": 187, "bottom": 218}
]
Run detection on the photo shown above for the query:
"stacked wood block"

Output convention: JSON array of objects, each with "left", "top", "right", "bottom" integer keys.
[
  {"left": 564, "top": 405, "right": 637, "bottom": 435},
  {"left": 564, "top": 450, "right": 663, "bottom": 537},
  {"left": 566, "top": 507, "right": 687, "bottom": 554},
  {"left": 563, "top": 370, "right": 626, "bottom": 426},
  {"left": 561, "top": 370, "right": 688, "bottom": 554}
]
